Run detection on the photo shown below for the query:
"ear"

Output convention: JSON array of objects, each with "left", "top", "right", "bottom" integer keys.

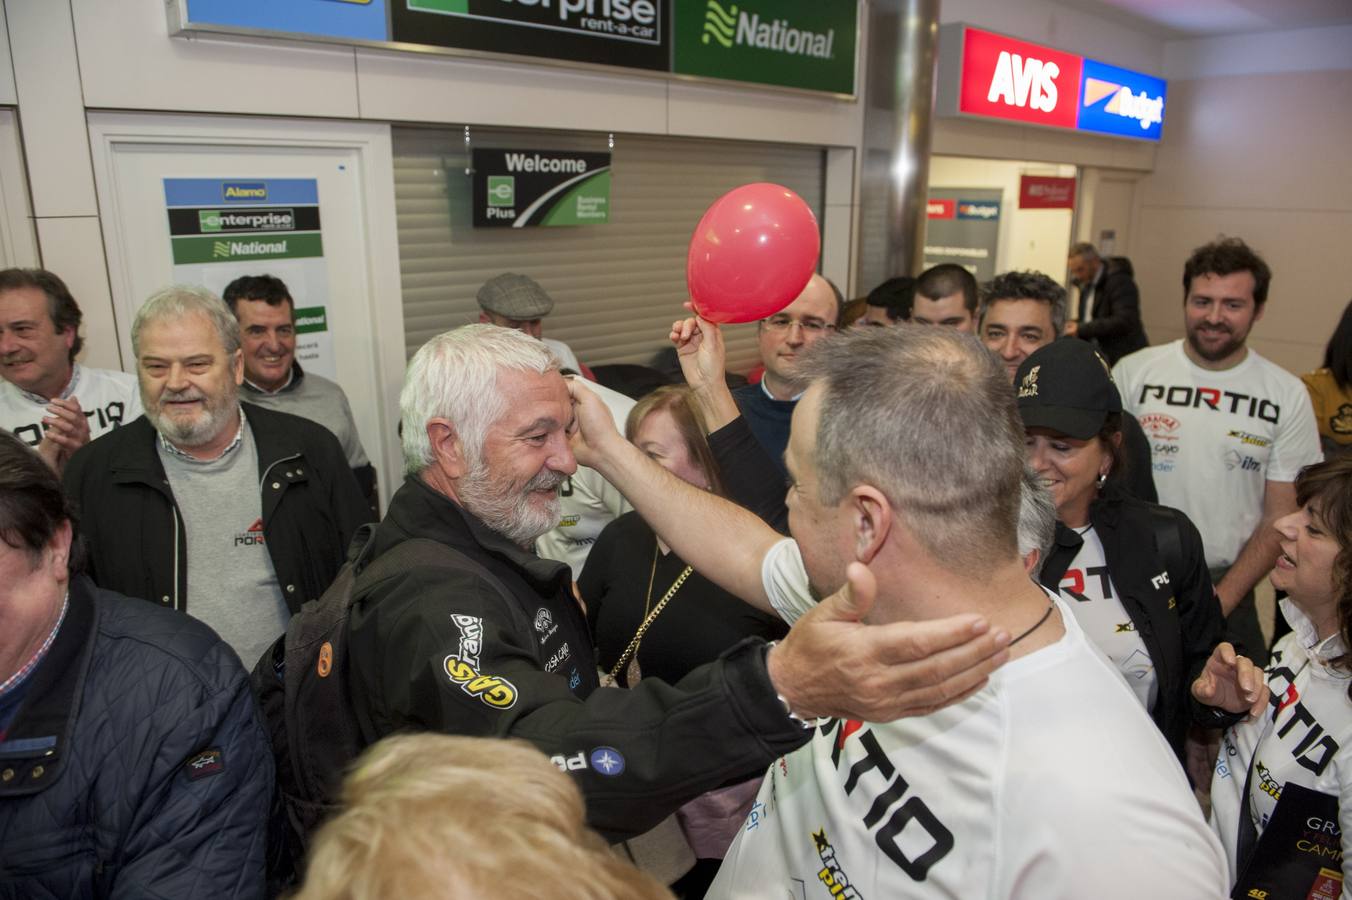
[
  {"left": 1023, "top": 547, "right": 1041, "bottom": 576},
  {"left": 477, "top": 312, "right": 492, "bottom": 325},
  {"left": 59, "top": 325, "right": 76, "bottom": 354},
  {"left": 848, "top": 485, "right": 892, "bottom": 564},
  {"left": 425, "top": 417, "right": 469, "bottom": 480},
  {"left": 230, "top": 348, "right": 244, "bottom": 385},
  {"left": 47, "top": 519, "right": 73, "bottom": 579},
  {"left": 1253, "top": 302, "right": 1265, "bottom": 323}
]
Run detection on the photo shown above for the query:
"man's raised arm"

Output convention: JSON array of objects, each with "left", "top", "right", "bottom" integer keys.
[{"left": 567, "top": 375, "right": 780, "bottom": 613}]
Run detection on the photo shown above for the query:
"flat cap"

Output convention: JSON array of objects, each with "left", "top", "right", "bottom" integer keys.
[{"left": 476, "top": 273, "right": 554, "bottom": 320}]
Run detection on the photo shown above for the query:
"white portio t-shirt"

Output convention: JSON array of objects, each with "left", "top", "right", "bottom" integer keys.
[
  {"left": 0, "top": 363, "right": 142, "bottom": 448},
  {"left": 1113, "top": 340, "right": 1322, "bottom": 568},
  {"left": 1210, "top": 600, "right": 1352, "bottom": 892},
  {"left": 1056, "top": 525, "right": 1158, "bottom": 712},
  {"left": 716, "top": 539, "right": 1229, "bottom": 899}
]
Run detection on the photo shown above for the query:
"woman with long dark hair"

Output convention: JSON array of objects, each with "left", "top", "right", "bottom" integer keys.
[{"left": 1198, "top": 456, "right": 1352, "bottom": 894}]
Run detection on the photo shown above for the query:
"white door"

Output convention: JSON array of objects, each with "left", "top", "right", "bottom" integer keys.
[{"left": 87, "top": 113, "right": 405, "bottom": 509}]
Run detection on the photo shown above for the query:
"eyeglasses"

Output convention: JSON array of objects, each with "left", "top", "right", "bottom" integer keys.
[{"left": 762, "top": 315, "right": 836, "bottom": 334}]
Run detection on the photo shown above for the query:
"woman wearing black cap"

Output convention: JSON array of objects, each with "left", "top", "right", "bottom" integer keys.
[{"left": 1016, "top": 339, "right": 1233, "bottom": 765}]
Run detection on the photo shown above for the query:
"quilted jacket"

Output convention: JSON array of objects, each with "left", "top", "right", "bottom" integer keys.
[{"left": 0, "top": 576, "right": 273, "bottom": 898}]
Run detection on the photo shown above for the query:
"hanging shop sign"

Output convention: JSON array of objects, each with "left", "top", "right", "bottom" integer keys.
[
  {"left": 672, "top": 0, "right": 857, "bottom": 95},
  {"left": 168, "top": 0, "right": 858, "bottom": 96},
  {"left": 923, "top": 188, "right": 1002, "bottom": 283},
  {"left": 471, "top": 149, "right": 612, "bottom": 228},
  {"left": 936, "top": 24, "right": 1167, "bottom": 141},
  {"left": 1018, "top": 175, "right": 1076, "bottom": 209},
  {"left": 164, "top": 178, "right": 337, "bottom": 379}
]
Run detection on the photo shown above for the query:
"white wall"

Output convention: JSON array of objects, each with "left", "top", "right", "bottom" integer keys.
[
  {"left": 928, "top": 156, "right": 1078, "bottom": 283},
  {"left": 1131, "top": 27, "right": 1352, "bottom": 375}
]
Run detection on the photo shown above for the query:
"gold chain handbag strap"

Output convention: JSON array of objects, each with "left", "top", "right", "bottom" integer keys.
[{"left": 607, "top": 564, "right": 694, "bottom": 683}]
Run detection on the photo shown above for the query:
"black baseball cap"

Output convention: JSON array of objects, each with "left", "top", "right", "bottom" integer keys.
[{"left": 1015, "top": 338, "right": 1122, "bottom": 440}]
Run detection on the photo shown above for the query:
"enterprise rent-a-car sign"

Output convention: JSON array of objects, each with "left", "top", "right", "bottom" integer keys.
[{"left": 937, "top": 24, "right": 1167, "bottom": 141}]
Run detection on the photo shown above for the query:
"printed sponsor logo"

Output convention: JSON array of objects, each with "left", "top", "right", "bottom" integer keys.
[
  {"left": 184, "top": 748, "right": 224, "bottom": 780},
  {"left": 10, "top": 401, "right": 127, "bottom": 447},
  {"left": 1139, "top": 384, "right": 1280, "bottom": 424},
  {"left": 1139, "top": 412, "right": 1180, "bottom": 440},
  {"left": 813, "top": 828, "right": 862, "bottom": 899},
  {"left": 556, "top": 514, "right": 581, "bottom": 528},
  {"left": 826, "top": 720, "right": 955, "bottom": 879},
  {"left": 234, "top": 518, "right": 266, "bottom": 547},
  {"left": 567, "top": 667, "right": 582, "bottom": 690},
  {"left": 1017, "top": 364, "right": 1039, "bottom": 398},
  {"left": 701, "top": 0, "right": 836, "bottom": 60},
  {"left": 1228, "top": 429, "right": 1272, "bottom": 448},
  {"left": 534, "top": 607, "right": 559, "bottom": 642},
  {"left": 443, "top": 655, "right": 518, "bottom": 709},
  {"left": 1153, "top": 441, "right": 1180, "bottom": 455},
  {"left": 926, "top": 199, "right": 955, "bottom": 219},
  {"left": 487, "top": 175, "right": 515, "bottom": 207},
  {"left": 550, "top": 745, "right": 626, "bottom": 776},
  {"left": 222, "top": 182, "right": 267, "bottom": 201},
  {"left": 1223, "top": 449, "right": 1262, "bottom": 473},
  {"left": 745, "top": 799, "right": 767, "bottom": 832},
  {"left": 543, "top": 641, "right": 571, "bottom": 673},
  {"left": 452, "top": 613, "right": 484, "bottom": 666}
]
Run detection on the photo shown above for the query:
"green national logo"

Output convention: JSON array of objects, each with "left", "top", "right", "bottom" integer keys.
[
  {"left": 212, "top": 241, "right": 231, "bottom": 258},
  {"left": 703, "top": 1, "right": 736, "bottom": 48},
  {"left": 699, "top": 0, "right": 836, "bottom": 60}
]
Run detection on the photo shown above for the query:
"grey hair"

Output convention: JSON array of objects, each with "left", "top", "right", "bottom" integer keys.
[
  {"left": 979, "top": 271, "right": 1069, "bottom": 338},
  {"left": 400, "top": 324, "right": 560, "bottom": 476},
  {"left": 799, "top": 325, "right": 1025, "bottom": 574},
  {"left": 1068, "top": 241, "right": 1100, "bottom": 261},
  {"left": 1017, "top": 464, "right": 1058, "bottom": 575},
  {"left": 131, "top": 285, "right": 241, "bottom": 358}
]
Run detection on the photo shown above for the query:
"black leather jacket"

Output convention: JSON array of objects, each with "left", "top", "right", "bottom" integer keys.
[
  {"left": 347, "top": 477, "right": 811, "bottom": 841},
  {"left": 1040, "top": 493, "right": 1224, "bottom": 761},
  {"left": 63, "top": 403, "right": 372, "bottom": 617}
]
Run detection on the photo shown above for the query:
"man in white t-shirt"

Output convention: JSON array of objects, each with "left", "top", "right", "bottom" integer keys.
[
  {"left": 569, "top": 324, "right": 1228, "bottom": 898},
  {"left": 1113, "top": 237, "right": 1322, "bottom": 662},
  {"left": 0, "top": 268, "right": 141, "bottom": 471}
]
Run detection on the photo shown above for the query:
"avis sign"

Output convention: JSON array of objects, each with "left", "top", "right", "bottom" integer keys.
[{"left": 938, "top": 24, "right": 1167, "bottom": 141}]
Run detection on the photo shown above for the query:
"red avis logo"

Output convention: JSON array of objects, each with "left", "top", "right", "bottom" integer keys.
[{"left": 959, "top": 28, "right": 1081, "bottom": 129}]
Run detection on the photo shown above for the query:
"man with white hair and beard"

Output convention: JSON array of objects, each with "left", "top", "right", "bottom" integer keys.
[
  {"left": 345, "top": 324, "right": 1013, "bottom": 842},
  {"left": 63, "top": 285, "right": 371, "bottom": 666}
]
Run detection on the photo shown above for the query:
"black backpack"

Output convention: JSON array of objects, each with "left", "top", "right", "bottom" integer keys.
[{"left": 250, "top": 524, "right": 503, "bottom": 887}]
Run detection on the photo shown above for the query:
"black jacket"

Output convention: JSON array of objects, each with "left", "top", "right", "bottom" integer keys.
[
  {"left": 0, "top": 576, "right": 272, "bottom": 898},
  {"left": 346, "top": 477, "right": 811, "bottom": 841},
  {"left": 1077, "top": 260, "right": 1149, "bottom": 366},
  {"left": 62, "top": 403, "right": 372, "bottom": 616},
  {"left": 1039, "top": 493, "right": 1223, "bottom": 761}
]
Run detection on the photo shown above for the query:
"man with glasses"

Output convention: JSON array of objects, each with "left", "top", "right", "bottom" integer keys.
[{"left": 733, "top": 274, "right": 841, "bottom": 474}]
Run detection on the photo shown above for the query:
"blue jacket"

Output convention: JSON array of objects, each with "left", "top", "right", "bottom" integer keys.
[{"left": 0, "top": 576, "right": 272, "bottom": 898}]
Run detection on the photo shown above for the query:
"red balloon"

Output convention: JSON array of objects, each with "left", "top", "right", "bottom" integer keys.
[{"left": 686, "top": 183, "right": 821, "bottom": 324}]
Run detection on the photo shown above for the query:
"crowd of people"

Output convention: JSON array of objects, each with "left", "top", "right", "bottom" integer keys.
[{"left": 1, "top": 233, "right": 1349, "bottom": 899}]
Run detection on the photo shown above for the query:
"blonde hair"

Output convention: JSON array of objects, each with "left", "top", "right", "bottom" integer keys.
[
  {"left": 295, "top": 734, "right": 673, "bottom": 900},
  {"left": 624, "top": 385, "right": 723, "bottom": 495}
]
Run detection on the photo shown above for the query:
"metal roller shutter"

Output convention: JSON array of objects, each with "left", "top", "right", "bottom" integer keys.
[{"left": 393, "top": 126, "right": 825, "bottom": 375}]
